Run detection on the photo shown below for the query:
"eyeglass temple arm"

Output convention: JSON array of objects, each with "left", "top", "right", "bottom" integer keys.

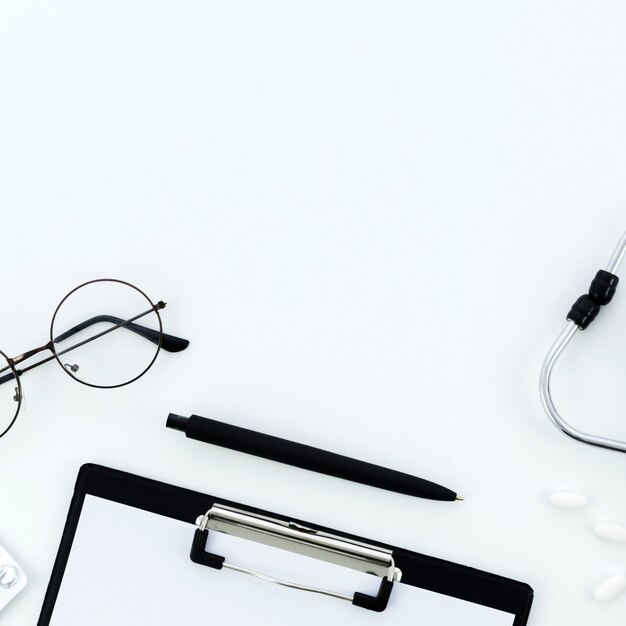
[
  {"left": 0, "top": 307, "right": 190, "bottom": 388},
  {"left": 0, "top": 371, "right": 19, "bottom": 385},
  {"left": 53, "top": 315, "right": 190, "bottom": 353}
]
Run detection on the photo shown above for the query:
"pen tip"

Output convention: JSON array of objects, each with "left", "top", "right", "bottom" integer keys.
[{"left": 455, "top": 495, "right": 464, "bottom": 501}]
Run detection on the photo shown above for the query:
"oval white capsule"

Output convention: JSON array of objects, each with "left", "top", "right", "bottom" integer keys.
[
  {"left": 550, "top": 491, "right": 587, "bottom": 509},
  {"left": 595, "top": 522, "right": 626, "bottom": 543},
  {"left": 594, "top": 574, "right": 626, "bottom": 602}
]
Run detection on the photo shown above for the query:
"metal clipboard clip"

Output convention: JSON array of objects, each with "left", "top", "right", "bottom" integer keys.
[{"left": 189, "top": 504, "right": 402, "bottom": 612}]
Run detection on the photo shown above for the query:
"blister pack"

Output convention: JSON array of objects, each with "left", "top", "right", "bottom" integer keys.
[{"left": 0, "top": 544, "right": 27, "bottom": 612}]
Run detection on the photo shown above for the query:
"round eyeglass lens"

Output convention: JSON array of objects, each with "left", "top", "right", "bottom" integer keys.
[
  {"left": 0, "top": 352, "right": 21, "bottom": 438},
  {"left": 50, "top": 280, "right": 163, "bottom": 388}
]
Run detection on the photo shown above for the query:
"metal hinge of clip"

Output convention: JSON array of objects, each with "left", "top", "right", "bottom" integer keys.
[{"left": 189, "top": 504, "right": 402, "bottom": 612}]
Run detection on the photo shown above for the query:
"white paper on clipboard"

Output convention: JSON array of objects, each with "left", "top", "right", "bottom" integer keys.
[{"left": 48, "top": 495, "right": 515, "bottom": 626}]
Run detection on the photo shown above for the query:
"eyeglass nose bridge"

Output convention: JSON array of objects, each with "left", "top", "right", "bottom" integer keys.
[{"left": 10, "top": 341, "right": 54, "bottom": 367}]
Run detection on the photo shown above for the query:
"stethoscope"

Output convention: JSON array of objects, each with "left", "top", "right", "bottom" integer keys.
[{"left": 541, "top": 231, "right": 626, "bottom": 453}]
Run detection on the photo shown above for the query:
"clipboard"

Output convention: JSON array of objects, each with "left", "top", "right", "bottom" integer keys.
[{"left": 38, "top": 464, "right": 533, "bottom": 625}]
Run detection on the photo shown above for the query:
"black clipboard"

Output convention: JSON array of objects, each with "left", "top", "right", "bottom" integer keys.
[{"left": 39, "top": 464, "right": 533, "bottom": 624}]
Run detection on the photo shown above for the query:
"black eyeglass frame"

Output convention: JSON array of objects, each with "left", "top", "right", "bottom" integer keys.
[
  {"left": 0, "top": 278, "right": 189, "bottom": 439},
  {"left": 50, "top": 278, "right": 165, "bottom": 388}
]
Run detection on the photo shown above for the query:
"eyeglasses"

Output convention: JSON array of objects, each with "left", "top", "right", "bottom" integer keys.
[{"left": 0, "top": 278, "right": 190, "bottom": 439}]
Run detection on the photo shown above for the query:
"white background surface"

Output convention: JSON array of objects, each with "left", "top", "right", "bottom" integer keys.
[{"left": 1, "top": 1, "right": 626, "bottom": 624}]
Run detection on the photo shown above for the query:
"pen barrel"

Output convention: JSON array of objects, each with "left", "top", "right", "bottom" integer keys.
[{"left": 184, "top": 415, "right": 456, "bottom": 501}]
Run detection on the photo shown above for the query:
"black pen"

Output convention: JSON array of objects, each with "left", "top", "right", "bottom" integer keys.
[{"left": 167, "top": 413, "right": 462, "bottom": 502}]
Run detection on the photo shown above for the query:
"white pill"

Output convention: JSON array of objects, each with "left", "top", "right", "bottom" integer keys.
[
  {"left": 595, "top": 522, "right": 626, "bottom": 543},
  {"left": 594, "top": 574, "right": 626, "bottom": 602},
  {"left": 550, "top": 491, "right": 587, "bottom": 509}
]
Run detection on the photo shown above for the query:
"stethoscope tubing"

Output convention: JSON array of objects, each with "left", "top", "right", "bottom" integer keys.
[{"left": 540, "top": 231, "right": 626, "bottom": 453}]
